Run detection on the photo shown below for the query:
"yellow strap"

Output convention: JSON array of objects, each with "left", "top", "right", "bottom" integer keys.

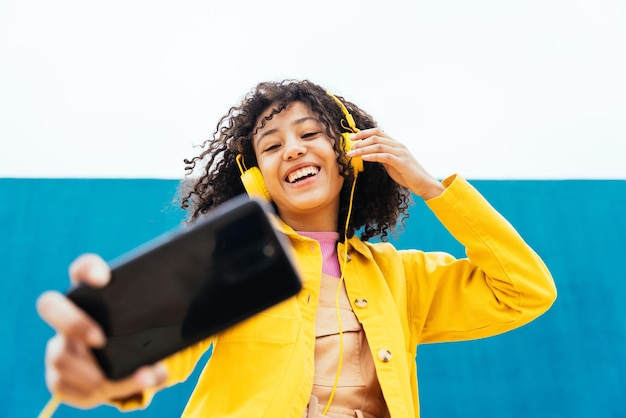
[{"left": 38, "top": 395, "right": 61, "bottom": 418}]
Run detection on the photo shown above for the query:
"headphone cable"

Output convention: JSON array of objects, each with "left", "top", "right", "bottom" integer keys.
[
  {"left": 321, "top": 172, "right": 358, "bottom": 415},
  {"left": 38, "top": 395, "right": 60, "bottom": 418}
]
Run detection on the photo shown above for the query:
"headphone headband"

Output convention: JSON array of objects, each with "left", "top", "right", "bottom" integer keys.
[{"left": 326, "top": 92, "right": 358, "bottom": 133}]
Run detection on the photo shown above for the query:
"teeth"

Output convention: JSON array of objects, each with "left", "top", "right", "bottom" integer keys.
[{"left": 287, "top": 166, "right": 319, "bottom": 183}]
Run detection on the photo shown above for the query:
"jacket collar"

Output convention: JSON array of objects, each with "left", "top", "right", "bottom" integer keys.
[{"left": 270, "top": 214, "right": 374, "bottom": 260}]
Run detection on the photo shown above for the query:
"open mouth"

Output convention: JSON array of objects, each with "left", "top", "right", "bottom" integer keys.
[{"left": 286, "top": 166, "right": 320, "bottom": 184}]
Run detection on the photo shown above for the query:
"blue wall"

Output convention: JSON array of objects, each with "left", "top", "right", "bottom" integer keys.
[{"left": 1, "top": 178, "right": 624, "bottom": 417}]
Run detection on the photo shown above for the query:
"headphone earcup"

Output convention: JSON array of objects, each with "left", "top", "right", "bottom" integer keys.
[
  {"left": 240, "top": 166, "right": 272, "bottom": 201},
  {"left": 342, "top": 133, "right": 364, "bottom": 174}
]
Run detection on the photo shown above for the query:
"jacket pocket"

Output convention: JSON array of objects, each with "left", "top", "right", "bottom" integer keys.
[
  {"left": 313, "top": 313, "right": 365, "bottom": 387},
  {"left": 216, "top": 297, "right": 300, "bottom": 344}
]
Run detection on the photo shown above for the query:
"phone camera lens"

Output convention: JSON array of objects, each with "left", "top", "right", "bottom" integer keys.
[{"left": 263, "top": 243, "right": 276, "bottom": 258}]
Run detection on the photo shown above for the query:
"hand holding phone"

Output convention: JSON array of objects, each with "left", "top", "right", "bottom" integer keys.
[
  {"left": 65, "top": 195, "right": 301, "bottom": 380},
  {"left": 37, "top": 254, "right": 169, "bottom": 411}
]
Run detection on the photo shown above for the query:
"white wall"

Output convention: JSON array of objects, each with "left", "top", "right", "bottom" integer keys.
[{"left": 1, "top": 0, "right": 624, "bottom": 179}]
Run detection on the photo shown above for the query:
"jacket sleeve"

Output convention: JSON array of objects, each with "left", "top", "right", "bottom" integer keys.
[
  {"left": 110, "top": 338, "right": 213, "bottom": 411},
  {"left": 405, "top": 174, "right": 557, "bottom": 344}
]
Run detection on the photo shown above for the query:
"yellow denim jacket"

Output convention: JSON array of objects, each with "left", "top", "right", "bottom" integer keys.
[{"left": 118, "top": 175, "right": 557, "bottom": 417}]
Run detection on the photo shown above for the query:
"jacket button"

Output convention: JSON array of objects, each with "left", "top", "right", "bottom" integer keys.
[
  {"left": 354, "top": 298, "right": 368, "bottom": 308},
  {"left": 378, "top": 349, "right": 392, "bottom": 362}
]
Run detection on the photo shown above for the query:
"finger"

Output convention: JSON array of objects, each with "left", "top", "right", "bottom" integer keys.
[
  {"left": 349, "top": 133, "right": 400, "bottom": 152},
  {"left": 360, "top": 151, "right": 405, "bottom": 165},
  {"left": 347, "top": 138, "right": 403, "bottom": 159},
  {"left": 104, "top": 363, "right": 169, "bottom": 401},
  {"left": 46, "top": 335, "right": 106, "bottom": 391},
  {"left": 69, "top": 253, "right": 110, "bottom": 287},
  {"left": 47, "top": 378, "right": 96, "bottom": 407},
  {"left": 37, "top": 291, "right": 106, "bottom": 347},
  {"left": 349, "top": 127, "right": 387, "bottom": 142},
  {"left": 131, "top": 363, "right": 169, "bottom": 390},
  {"left": 46, "top": 338, "right": 168, "bottom": 407},
  {"left": 46, "top": 335, "right": 105, "bottom": 388}
]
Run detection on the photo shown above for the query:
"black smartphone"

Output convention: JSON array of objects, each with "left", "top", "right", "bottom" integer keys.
[{"left": 67, "top": 195, "right": 301, "bottom": 380}]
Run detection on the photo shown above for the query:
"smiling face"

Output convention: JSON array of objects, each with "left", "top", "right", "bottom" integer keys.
[{"left": 252, "top": 101, "right": 345, "bottom": 232}]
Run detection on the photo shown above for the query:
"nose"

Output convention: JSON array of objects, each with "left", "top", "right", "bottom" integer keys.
[{"left": 283, "top": 138, "right": 307, "bottom": 160}]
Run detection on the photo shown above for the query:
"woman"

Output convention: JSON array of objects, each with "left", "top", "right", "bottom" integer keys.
[{"left": 37, "top": 80, "right": 557, "bottom": 417}]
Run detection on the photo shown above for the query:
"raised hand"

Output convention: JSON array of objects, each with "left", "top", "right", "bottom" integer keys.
[{"left": 346, "top": 128, "right": 445, "bottom": 200}]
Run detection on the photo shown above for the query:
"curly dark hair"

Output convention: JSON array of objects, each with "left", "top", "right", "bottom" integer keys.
[{"left": 180, "top": 79, "right": 412, "bottom": 242}]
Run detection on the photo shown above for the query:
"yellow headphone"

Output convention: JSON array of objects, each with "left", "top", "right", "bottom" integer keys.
[
  {"left": 236, "top": 154, "right": 271, "bottom": 201},
  {"left": 236, "top": 92, "right": 364, "bottom": 201}
]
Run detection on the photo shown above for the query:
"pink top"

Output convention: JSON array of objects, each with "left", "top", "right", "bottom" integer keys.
[{"left": 297, "top": 231, "right": 341, "bottom": 278}]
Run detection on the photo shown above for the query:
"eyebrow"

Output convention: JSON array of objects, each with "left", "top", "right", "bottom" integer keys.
[{"left": 255, "top": 117, "right": 321, "bottom": 146}]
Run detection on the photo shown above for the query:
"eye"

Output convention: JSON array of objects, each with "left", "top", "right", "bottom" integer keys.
[
  {"left": 301, "top": 132, "right": 319, "bottom": 139},
  {"left": 263, "top": 144, "right": 281, "bottom": 153}
]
